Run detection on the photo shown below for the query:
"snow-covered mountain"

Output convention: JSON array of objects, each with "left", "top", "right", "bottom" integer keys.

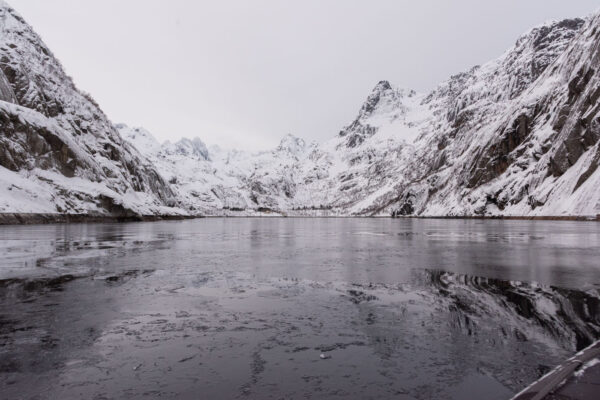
[
  {"left": 0, "top": 1, "right": 182, "bottom": 218},
  {"left": 118, "top": 125, "right": 318, "bottom": 215},
  {"left": 395, "top": 16, "right": 600, "bottom": 217},
  {"left": 122, "top": 14, "right": 600, "bottom": 217},
  {"left": 1, "top": 0, "right": 599, "bottom": 219}
]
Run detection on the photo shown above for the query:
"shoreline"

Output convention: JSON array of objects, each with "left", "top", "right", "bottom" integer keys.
[
  {"left": 401, "top": 215, "right": 600, "bottom": 221},
  {"left": 0, "top": 212, "right": 598, "bottom": 225},
  {"left": 0, "top": 213, "right": 197, "bottom": 226}
]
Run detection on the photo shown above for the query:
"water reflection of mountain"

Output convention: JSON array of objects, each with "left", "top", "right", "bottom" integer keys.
[
  {"left": 426, "top": 270, "right": 600, "bottom": 350},
  {"left": 352, "top": 270, "right": 600, "bottom": 395}
]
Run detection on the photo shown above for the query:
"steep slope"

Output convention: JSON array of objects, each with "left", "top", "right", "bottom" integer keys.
[
  {"left": 383, "top": 16, "right": 600, "bottom": 217},
  {"left": 326, "top": 15, "right": 600, "bottom": 218},
  {"left": 0, "top": 1, "right": 181, "bottom": 218}
]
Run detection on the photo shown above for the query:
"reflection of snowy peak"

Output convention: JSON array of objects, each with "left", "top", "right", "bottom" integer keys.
[{"left": 123, "top": 14, "right": 600, "bottom": 217}]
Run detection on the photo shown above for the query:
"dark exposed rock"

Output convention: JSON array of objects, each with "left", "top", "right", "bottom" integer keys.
[
  {"left": 0, "top": 67, "right": 16, "bottom": 103},
  {"left": 0, "top": 213, "right": 194, "bottom": 225},
  {"left": 392, "top": 193, "right": 415, "bottom": 217},
  {"left": 573, "top": 144, "right": 600, "bottom": 191},
  {"left": 530, "top": 19, "right": 585, "bottom": 81},
  {"left": 568, "top": 66, "right": 595, "bottom": 103},
  {"left": 467, "top": 113, "right": 531, "bottom": 188},
  {"left": 342, "top": 122, "right": 377, "bottom": 148},
  {"left": 0, "top": 106, "right": 83, "bottom": 177},
  {"left": 550, "top": 81, "right": 600, "bottom": 178}
]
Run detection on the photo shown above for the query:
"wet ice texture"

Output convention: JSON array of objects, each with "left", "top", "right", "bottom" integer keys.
[
  {"left": 1, "top": 219, "right": 600, "bottom": 399},
  {"left": 1, "top": 269, "right": 598, "bottom": 399}
]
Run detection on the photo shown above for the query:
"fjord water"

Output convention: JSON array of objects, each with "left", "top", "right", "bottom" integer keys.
[{"left": 1, "top": 219, "right": 599, "bottom": 400}]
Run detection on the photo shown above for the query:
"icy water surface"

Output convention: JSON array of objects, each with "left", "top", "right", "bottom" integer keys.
[{"left": 1, "top": 218, "right": 600, "bottom": 400}]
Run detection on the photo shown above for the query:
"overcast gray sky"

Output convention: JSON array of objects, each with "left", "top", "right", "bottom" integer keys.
[{"left": 9, "top": 0, "right": 600, "bottom": 150}]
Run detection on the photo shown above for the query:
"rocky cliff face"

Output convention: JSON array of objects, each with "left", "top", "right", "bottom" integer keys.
[
  {"left": 0, "top": 1, "right": 180, "bottom": 216},
  {"left": 387, "top": 16, "right": 599, "bottom": 217}
]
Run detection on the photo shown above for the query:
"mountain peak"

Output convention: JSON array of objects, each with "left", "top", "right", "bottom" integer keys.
[
  {"left": 173, "top": 137, "right": 210, "bottom": 161},
  {"left": 118, "top": 124, "right": 162, "bottom": 155},
  {"left": 356, "top": 81, "right": 397, "bottom": 120},
  {"left": 373, "top": 80, "right": 392, "bottom": 92},
  {"left": 515, "top": 17, "right": 585, "bottom": 54},
  {"left": 277, "top": 134, "right": 306, "bottom": 154}
]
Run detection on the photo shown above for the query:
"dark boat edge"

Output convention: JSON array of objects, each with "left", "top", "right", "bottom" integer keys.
[{"left": 511, "top": 340, "right": 600, "bottom": 400}]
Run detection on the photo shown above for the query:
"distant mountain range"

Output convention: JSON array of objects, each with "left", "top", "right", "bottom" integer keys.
[{"left": 1, "top": 0, "right": 599, "bottom": 219}]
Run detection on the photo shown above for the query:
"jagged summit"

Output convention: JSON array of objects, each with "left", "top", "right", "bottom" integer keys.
[
  {"left": 168, "top": 137, "right": 210, "bottom": 161},
  {"left": 119, "top": 124, "right": 210, "bottom": 161},
  {"left": 352, "top": 80, "right": 415, "bottom": 122},
  {"left": 276, "top": 134, "right": 306, "bottom": 154},
  {"left": 338, "top": 80, "right": 420, "bottom": 147}
]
